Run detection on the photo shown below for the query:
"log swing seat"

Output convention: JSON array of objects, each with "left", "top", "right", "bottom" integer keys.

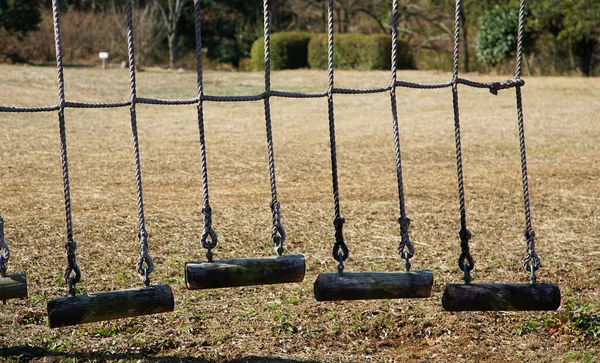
[
  {"left": 46, "top": 0, "right": 174, "bottom": 328},
  {"left": 440, "top": 0, "right": 560, "bottom": 312},
  {"left": 184, "top": 0, "right": 305, "bottom": 290},
  {"left": 313, "top": 0, "right": 433, "bottom": 302},
  {"left": 0, "top": 216, "right": 28, "bottom": 302}
]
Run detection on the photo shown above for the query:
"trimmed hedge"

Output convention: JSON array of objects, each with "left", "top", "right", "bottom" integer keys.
[
  {"left": 250, "top": 32, "right": 311, "bottom": 71},
  {"left": 308, "top": 33, "right": 414, "bottom": 70}
]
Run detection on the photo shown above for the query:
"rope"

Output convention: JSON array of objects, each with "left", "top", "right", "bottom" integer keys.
[
  {"left": 0, "top": 0, "right": 538, "bottom": 284},
  {"left": 263, "top": 0, "right": 286, "bottom": 256},
  {"left": 325, "top": 0, "right": 349, "bottom": 272},
  {"left": 389, "top": 0, "right": 414, "bottom": 272},
  {"left": 0, "top": 216, "right": 9, "bottom": 278},
  {"left": 126, "top": 0, "right": 153, "bottom": 286},
  {"left": 51, "top": 0, "right": 81, "bottom": 297},
  {"left": 450, "top": 0, "right": 474, "bottom": 284},
  {"left": 515, "top": 0, "right": 539, "bottom": 282},
  {"left": 0, "top": 79, "right": 525, "bottom": 113},
  {"left": 193, "top": 0, "right": 217, "bottom": 262}
]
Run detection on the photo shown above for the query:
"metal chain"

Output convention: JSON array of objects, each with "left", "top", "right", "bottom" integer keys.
[
  {"left": 326, "top": 0, "right": 349, "bottom": 272},
  {"left": 263, "top": 0, "right": 286, "bottom": 256},
  {"left": 515, "top": 0, "right": 540, "bottom": 283},
  {"left": 126, "top": 0, "right": 153, "bottom": 286},
  {"left": 52, "top": 0, "right": 81, "bottom": 297},
  {"left": 193, "top": 0, "right": 218, "bottom": 262},
  {"left": 451, "top": 0, "right": 474, "bottom": 284},
  {"left": 390, "top": 0, "right": 414, "bottom": 272}
]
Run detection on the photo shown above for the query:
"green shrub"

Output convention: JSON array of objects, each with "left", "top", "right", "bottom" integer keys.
[
  {"left": 250, "top": 32, "right": 311, "bottom": 70},
  {"left": 307, "top": 33, "right": 414, "bottom": 70}
]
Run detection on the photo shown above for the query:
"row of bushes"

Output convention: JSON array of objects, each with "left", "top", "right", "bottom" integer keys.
[{"left": 250, "top": 32, "right": 415, "bottom": 71}]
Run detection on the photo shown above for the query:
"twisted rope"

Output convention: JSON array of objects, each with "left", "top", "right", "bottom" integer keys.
[
  {"left": 515, "top": 0, "right": 539, "bottom": 282},
  {"left": 126, "top": 0, "right": 153, "bottom": 286},
  {"left": 193, "top": 0, "right": 217, "bottom": 262},
  {"left": 263, "top": 0, "right": 286, "bottom": 256},
  {"left": 51, "top": 0, "right": 81, "bottom": 297},
  {"left": 326, "top": 0, "right": 349, "bottom": 271},
  {"left": 0, "top": 217, "right": 9, "bottom": 278},
  {"left": 390, "top": 0, "right": 414, "bottom": 272},
  {"left": 450, "top": 0, "right": 474, "bottom": 284}
]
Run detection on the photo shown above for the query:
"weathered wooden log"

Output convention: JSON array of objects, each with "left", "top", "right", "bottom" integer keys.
[
  {"left": 185, "top": 254, "right": 305, "bottom": 289},
  {"left": 0, "top": 274, "right": 27, "bottom": 301},
  {"left": 442, "top": 283, "right": 561, "bottom": 311},
  {"left": 47, "top": 284, "right": 174, "bottom": 328},
  {"left": 314, "top": 270, "right": 433, "bottom": 301}
]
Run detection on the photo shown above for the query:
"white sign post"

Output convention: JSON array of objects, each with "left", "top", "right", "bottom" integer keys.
[{"left": 98, "top": 52, "right": 109, "bottom": 70}]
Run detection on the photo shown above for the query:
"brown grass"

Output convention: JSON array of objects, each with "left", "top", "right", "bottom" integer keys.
[{"left": 0, "top": 65, "right": 599, "bottom": 362}]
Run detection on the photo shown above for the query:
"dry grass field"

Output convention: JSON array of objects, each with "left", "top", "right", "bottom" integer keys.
[{"left": 0, "top": 64, "right": 599, "bottom": 362}]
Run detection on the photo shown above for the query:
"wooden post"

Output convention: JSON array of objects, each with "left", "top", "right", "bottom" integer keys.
[
  {"left": 0, "top": 274, "right": 27, "bottom": 301},
  {"left": 314, "top": 270, "right": 433, "bottom": 301},
  {"left": 442, "top": 283, "right": 561, "bottom": 311},
  {"left": 47, "top": 284, "right": 174, "bottom": 328},
  {"left": 185, "top": 254, "right": 305, "bottom": 290}
]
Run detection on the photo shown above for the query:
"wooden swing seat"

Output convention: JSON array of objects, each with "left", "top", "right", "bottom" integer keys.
[
  {"left": 0, "top": 274, "right": 27, "bottom": 301},
  {"left": 442, "top": 282, "right": 561, "bottom": 311},
  {"left": 314, "top": 270, "right": 433, "bottom": 301},
  {"left": 185, "top": 254, "right": 305, "bottom": 290},
  {"left": 47, "top": 284, "right": 174, "bottom": 328}
]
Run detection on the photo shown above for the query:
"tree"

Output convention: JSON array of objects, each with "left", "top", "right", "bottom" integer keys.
[
  {"left": 475, "top": 5, "right": 522, "bottom": 67},
  {"left": 156, "top": 0, "right": 190, "bottom": 68},
  {"left": 0, "top": 0, "right": 42, "bottom": 34},
  {"left": 538, "top": 0, "right": 599, "bottom": 76}
]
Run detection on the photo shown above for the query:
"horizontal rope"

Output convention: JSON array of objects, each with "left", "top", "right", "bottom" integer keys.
[{"left": 0, "top": 78, "right": 524, "bottom": 113}]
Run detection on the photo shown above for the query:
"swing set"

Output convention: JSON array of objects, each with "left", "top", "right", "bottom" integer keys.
[{"left": 0, "top": 0, "right": 560, "bottom": 328}]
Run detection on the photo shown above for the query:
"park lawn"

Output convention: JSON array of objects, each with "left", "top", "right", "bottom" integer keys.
[{"left": 0, "top": 64, "right": 599, "bottom": 362}]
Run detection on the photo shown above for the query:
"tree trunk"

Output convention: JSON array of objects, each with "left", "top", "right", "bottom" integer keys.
[
  {"left": 168, "top": 33, "right": 176, "bottom": 68},
  {"left": 574, "top": 37, "right": 596, "bottom": 77}
]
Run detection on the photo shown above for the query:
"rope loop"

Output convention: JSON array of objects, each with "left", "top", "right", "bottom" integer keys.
[
  {"left": 270, "top": 201, "right": 286, "bottom": 256},
  {"left": 0, "top": 217, "right": 9, "bottom": 278},
  {"left": 457, "top": 228, "right": 474, "bottom": 283},
  {"left": 398, "top": 217, "right": 414, "bottom": 271},
  {"left": 136, "top": 230, "right": 154, "bottom": 286},
  {"left": 64, "top": 240, "right": 81, "bottom": 296},
  {"left": 200, "top": 206, "right": 217, "bottom": 262},
  {"left": 523, "top": 228, "right": 540, "bottom": 282},
  {"left": 332, "top": 217, "right": 349, "bottom": 270}
]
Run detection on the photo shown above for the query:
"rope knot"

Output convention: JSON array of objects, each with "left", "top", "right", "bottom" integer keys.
[
  {"left": 397, "top": 217, "right": 414, "bottom": 270},
  {"left": 270, "top": 201, "right": 286, "bottom": 256},
  {"left": 200, "top": 206, "right": 218, "bottom": 254},
  {"left": 457, "top": 229, "right": 474, "bottom": 283},
  {"left": 63, "top": 239, "right": 81, "bottom": 296},
  {"left": 332, "top": 217, "right": 349, "bottom": 269},
  {"left": 136, "top": 230, "right": 154, "bottom": 285}
]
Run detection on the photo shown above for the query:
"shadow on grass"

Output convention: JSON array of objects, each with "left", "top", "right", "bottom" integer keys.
[{"left": 1, "top": 346, "right": 324, "bottom": 363}]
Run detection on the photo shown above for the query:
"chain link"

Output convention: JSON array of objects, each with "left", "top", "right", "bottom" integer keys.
[{"left": 457, "top": 228, "right": 474, "bottom": 284}]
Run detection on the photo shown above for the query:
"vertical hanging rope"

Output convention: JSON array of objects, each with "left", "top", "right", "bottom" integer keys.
[
  {"left": 0, "top": 216, "right": 9, "bottom": 278},
  {"left": 193, "top": 0, "right": 217, "bottom": 262},
  {"left": 326, "top": 0, "right": 348, "bottom": 273},
  {"left": 451, "top": 0, "right": 474, "bottom": 284},
  {"left": 52, "top": 0, "right": 80, "bottom": 297},
  {"left": 389, "top": 0, "right": 414, "bottom": 272},
  {"left": 263, "top": 0, "right": 286, "bottom": 256},
  {"left": 514, "top": 0, "right": 539, "bottom": 282},
  {"left": 125, "top": 0, "right": 153, "bottom": 286}
]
